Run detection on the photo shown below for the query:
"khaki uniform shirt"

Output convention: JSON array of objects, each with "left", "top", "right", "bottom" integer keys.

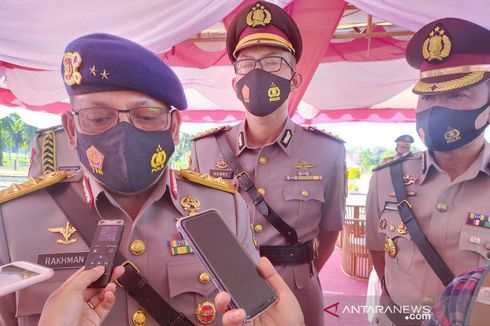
[
  {"left": 0, "top": 168, "right": 258, "bottom": 326},
  {"left": 28, "top": 127, "right": 81, "bottom": 177},
  {"left": 190, "top": 118, "right": 346, "bottom": 325},
  {"left": 366, "top": 144, "right": 490, "bottom": 308}
]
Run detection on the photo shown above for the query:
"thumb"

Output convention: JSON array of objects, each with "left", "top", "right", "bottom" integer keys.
[
  {"left": 257, "top": 257, "right": 287, "bottom": 292},
  {"left": 71, "top": 265, "right": 105, "bottom": 291}
]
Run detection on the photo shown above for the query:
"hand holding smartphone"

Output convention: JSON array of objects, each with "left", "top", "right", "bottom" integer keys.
[
  {"left": 84, "top": 219, "right": 124, "bottom": 288},
  {"left": 177, "top": 209, "right": 278, "bottom": 322},
  {"left": 0, "top": 261, "right": 54, "bottom": 296}
]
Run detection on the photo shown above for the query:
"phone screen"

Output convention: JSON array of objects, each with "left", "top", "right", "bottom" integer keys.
[
  {"left": 0, "top": 265, "right": 40, "bottom": 284},
  {"left": 180, "top": 210, "right": 277, "bottom": 319}
]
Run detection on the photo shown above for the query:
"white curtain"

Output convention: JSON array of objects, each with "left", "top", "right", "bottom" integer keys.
[{"left": 348, "top": 0, "right": 490, "bottom": 31}]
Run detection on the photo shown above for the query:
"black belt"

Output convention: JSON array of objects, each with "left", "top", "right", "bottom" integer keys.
[
  {"left": 48, "top": 182, "right": 194, "bottom": 326},
  {"left": 259, "top": 240, "right": 314, "bottom": 265}
]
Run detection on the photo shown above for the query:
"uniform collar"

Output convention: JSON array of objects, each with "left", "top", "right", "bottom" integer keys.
[
  {"left": 419, "top": 142, "right": 490, "bottom": 184},
  {"left": 235, "top": 117, "right": 295, "bottom": 156},
  {"left": 82, "top": 167, "right": 173, "bottom": 209}
]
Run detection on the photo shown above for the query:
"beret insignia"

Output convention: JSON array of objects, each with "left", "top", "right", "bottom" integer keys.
[
  {"left": 246, "top": 3, "right": 272, "bottom": 28},
  {"left": 63, "top": 52, "right": 83, "bottom": 86},
  {"left": 422, "top": 24, "right": 452, "bottom": 63}
]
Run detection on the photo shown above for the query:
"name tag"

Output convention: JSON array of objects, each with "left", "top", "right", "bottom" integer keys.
[
  {"left": 37, "top": 252, "right": 88, "bottom": 269},
  {"left": 58, "top": 165, "right": 81, "bottom": 172},
  {"left": 209, "top": 169, "right": 234, "bottom": 179},
  {"left": 384, "top": 201, "right": 399, "bottom": 211},
  {"left": 477, "top": 287, "right": 490, "bottom": 305}
]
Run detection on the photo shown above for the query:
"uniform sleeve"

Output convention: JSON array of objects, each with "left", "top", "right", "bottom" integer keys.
[
  {"left": 189, "top": 140, "right": 200, "bottom": 171},
  {"left": 365, "top": 171, "right": 386, "bottom": 250},
  {"left": 233, "top": 192, "right": 260, "bottom": 264},
  {"left": 0, "top": 206, "right": 18, "bottom": 325},
  {"left": 320, "top": 143, "right": 346, "bottom": 231}
]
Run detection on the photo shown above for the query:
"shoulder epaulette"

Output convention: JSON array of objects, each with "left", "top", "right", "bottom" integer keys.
[
  {"left": 0, "top": 171, "right": 69, "bottom": 204},
  {"left": 372, "top": 152, "right": 413, "bottom": 172},
  {"left": 178, "top": 169, "right": 236, "bottom": 194},
  {"left": 192, "top": 126, "right": 231, "bottom": 141},
  {"left": 303, "top": 126, "right": 345, "bottom": 143}
]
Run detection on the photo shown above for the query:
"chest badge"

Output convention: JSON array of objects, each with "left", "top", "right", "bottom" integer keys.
[
  {"left": 180, "top": 195, "right": 201, "bottom": 216},
  {"left": 403, "top": 174, "right": 417, "bottom": 186},
  {"left": 385, "top": 238, "right": 397, "bottom": 258},
  {"left": 48, "top": 222, "right": 78, "bottom": 245},
  {"left": 215, "top": 159, "right": 229, "bottom": 169}
]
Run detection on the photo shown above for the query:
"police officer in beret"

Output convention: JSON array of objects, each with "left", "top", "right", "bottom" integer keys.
[
  {"left": 0, "top": 33, "right": 259, "bottom": 325},
  {"left": 190, "top": 2, "right": 346, "bottom": 325},
  {"left": 366, "top": 18, "right": 490, "bottom": 325}
]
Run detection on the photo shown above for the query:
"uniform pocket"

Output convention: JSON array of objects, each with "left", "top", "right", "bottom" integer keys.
[
  {"left": 167, "top": 260, "right": 216, "bottom": 298},
  {"left": 378, "top": 209, "right": 414, "bottom": 270},
  {"left": 459, "top": 224, "right": 490, "bottom": 264},
  {"left": 16, "top": 268, "right": 76, "bottom": 318},
  {"left": 284, "top": 182, "right": 324, "bottom": 226}
]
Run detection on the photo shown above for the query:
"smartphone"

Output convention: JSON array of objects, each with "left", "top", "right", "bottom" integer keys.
[
  {"left": 0, "top": 261, "right": 54, "bottom": 296},
  {"left": 85, "top": 219, "right": 124, "bottom": 288},
  {"left": 177, "top": 209, "right": 278, "bottom": 322}
]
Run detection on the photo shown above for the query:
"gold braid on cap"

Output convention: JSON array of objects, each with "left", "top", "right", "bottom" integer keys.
[{"left": 414, "top": 71, "right": 486, "bottom": 93}]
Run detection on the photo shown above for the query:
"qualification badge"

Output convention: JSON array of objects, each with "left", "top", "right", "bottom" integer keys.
[{"left": 385, "top": 238, "right": 397, "bottom": 258}]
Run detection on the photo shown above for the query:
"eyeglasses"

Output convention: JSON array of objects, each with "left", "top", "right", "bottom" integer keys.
[
  {"left": 233, "top": 56, "right": 293, "bottom": 75},
  {"left": 73, "top": 107, "right": 173, "bottom": 134}
]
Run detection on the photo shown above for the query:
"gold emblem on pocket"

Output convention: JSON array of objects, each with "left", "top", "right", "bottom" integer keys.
[
  {"left": 396, "top": 223, "right": 408, "bottom": 235},
  {"left": 48, "top": 222, "right": 77, "bottom": 245},
  {"left": 385, "top": 238, "right": 397, "bottom": 258}
]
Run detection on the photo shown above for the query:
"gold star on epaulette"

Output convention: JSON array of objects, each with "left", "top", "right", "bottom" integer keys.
[{"left": 192, "top": 126, "right": 231, "bottom": 141}]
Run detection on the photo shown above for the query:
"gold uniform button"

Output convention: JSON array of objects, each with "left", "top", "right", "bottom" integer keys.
[
  {"left": 421, "top": 297, "right": 434, "bottom": 306},
  {"left": 485, "top": 242, "right": 490, "bottom": 250},
  {"left": 301, "top": 190, "right": 309, "bottom": 197},
  {"left": 198, "top": 272, "right": 210, "bottom": 284},
  {"left": 258, "top": 156, "right": 267, "bottom": 165},
  {"left": 132, "top": 310, "right": 147, "bottom": 326},
  {"left": 258, "top": 188, "right": 266, "bottom": 196},
  {"left": 436, "top": 202, "right": 448, "bottom": 212},
  {"left": 254, "top": 224, "right": 264, "bottom": 233},
  {"left": 130, "top": 240, "right": 146, "bottom": 256}
]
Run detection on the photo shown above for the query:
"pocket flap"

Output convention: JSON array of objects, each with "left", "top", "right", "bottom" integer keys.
[
  {"left": 459, "top": 224, "right": 490, "bottom": 260},
  {"left": 167, "top": 260, "right": 216, "bottom": 298}
]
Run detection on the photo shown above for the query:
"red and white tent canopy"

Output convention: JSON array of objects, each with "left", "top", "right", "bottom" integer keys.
[{"left": 0, "top": 0, "right": 488, "bottom": 125}]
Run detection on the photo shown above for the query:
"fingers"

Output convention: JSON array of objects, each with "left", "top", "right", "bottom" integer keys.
[
  {"left": 93, "top": 286, "right": 117, "bottom": 321},
  {"left": 71, "top": 265, "right": 104, "bottom": 293},
  {"left": 110, "top": 265, "right": 125, "bottom": 282},
  {"left": 215, "top": 291, "right": 231, "bottom": 313},
  {"left": 222, "top": 309, "right": 246, "bottom": 326},
  {"left": 257, "top": 257, "right": 287, "bottom": 292}
]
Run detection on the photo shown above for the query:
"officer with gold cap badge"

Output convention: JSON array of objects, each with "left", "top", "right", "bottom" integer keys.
[
  {"left": 0, "top": 33, "right": 259, "bottom": 325},
  {"left": 379, "top": 134, "right": 415, "bottom": 165},
  {"left": 366, "top": 18, "right": 490, "bottom": 325},
  {"left": 190, "top": 2, "right": 346, "bottom": 325}
]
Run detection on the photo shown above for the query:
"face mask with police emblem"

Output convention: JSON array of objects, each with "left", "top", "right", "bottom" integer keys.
[
  {"left": 76, "top": 122, "right": 174, "bottom": 194},
  {"left": 235, "top": 69, "right": 292, "bottom": 116},
  {"left": 416, "top": 102, "right": 489, "bottom": 152}
]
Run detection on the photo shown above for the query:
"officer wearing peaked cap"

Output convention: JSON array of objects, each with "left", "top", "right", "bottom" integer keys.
[
  {"left": 0, "top": 33, "right": 259, "bottom": 326},
  {"left": 366, "top": 18, "right": 490, "bottom": 325},
  {"left": 380, "top": 135, "right": 415, "bottom": 165},
  {"left": 190, "top": 2, "right": 346, "bottom": 325}
]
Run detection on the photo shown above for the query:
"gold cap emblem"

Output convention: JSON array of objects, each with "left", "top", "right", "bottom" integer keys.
[
  {"left": 444, "top": 128, "right": 461, "bottom": 144},
  {"left": 63, "top": 52, "right": 83, "bottom": 86},
  {"left": 150, "top": 145, "right": 167, "bottom": 173},
  {"left": 246, "top": 3, "right": 272, "bottom": 28},
  {"left": 422, "top": 24, "right": 452, "bottom": 62}
]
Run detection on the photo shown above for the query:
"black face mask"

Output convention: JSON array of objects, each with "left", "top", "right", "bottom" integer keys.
[
  {"left": 416, "top": 102, "right": 489, "bottom": 152},
  {"left": 77, "top": 122, "right": 174, "bottom": 194},
  {"left": 235, "top": 69, "right": 292, "bottom": 116}
]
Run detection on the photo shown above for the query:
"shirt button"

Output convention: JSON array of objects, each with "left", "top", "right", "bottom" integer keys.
[
  {"left": 485, "top": 243, "right": 490, "bottom": 250},
  {"left": 421, "top": 297, "right": 434, "bottom": 306},
  {"left": 301, "top": 190, "right": 309, "bottom": 197},
  {"left": 132, "top": 310, "right": 147, "bottom": 326},
  {"left": 254, "top": 224, "right": 264, "bottom": 233},
  {"left": 198, "top": 272, "right": 210, "bottom": 284},
  {"left": 258, "top": 187, "right": 266, "bottom": 196},
  {"left": 436, "top": 202, "right": 448, "bottom": 212},
  {"left": 258, "top": 156, "right": 267, "bottom": 165},
  {"left": 130, "top": 240, "right": 146, "bottom": 256}
]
